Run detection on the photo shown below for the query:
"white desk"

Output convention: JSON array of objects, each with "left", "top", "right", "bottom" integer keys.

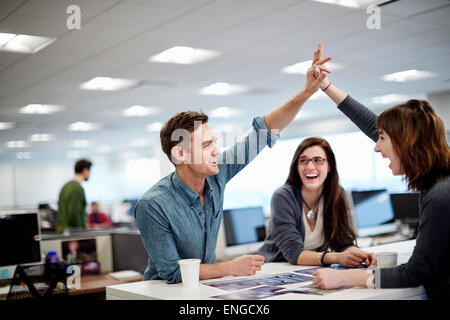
[{"left": 106, "top": 240, "right": 426, "bottom": 300}]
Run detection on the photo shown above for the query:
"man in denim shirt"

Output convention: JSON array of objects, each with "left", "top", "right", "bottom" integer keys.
[{"left": 135, "top": 54, "right": 331, "bottom": 283}]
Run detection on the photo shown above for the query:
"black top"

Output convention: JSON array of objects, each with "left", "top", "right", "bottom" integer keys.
[{"left": 338, "top": 95, "right": 450, "bottom": 299}]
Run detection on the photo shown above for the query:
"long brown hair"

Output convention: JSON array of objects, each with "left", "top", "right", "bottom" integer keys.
[
  {"left": 377, "top": 100, "right": 450, "bottom": 193},
  {"left": 286, "top": 137, "right": 356, "bottom": 250}
]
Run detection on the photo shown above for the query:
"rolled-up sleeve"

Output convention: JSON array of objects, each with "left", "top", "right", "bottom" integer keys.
[
  {"left": 270, "top": 190, "right": 304, "bottom": 265},
  {"left": 135, "top": 199, "right": 182, "bottom": 283},
  {"left": 218, "top": 115, "right": 280, "bottom": 185}
]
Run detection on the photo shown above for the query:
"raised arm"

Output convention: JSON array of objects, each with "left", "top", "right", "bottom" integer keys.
[
  {"left": 219, "top": 52, "right": 333, "bottom": 184},
  {"left": 313, "top": 43, "right": 379, "bottom": 142},
  {"left": 264, "top": 54, "right": 331, "bottom": 132}
]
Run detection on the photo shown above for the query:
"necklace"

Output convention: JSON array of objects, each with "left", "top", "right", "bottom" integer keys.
[{"left": 302, "top": 195, "right": 321, "bottom": 222}]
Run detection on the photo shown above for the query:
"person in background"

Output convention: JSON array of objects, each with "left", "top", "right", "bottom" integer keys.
[
  {"left": 310, "top": 43, "right": 450, "bottom": 300},
  {"left": 56, "top": 159, "right": 92, "bottom": 234},
  {"left": 258, "top": 137, "right": 376, "bottom": 268},
  {"left": 135, "top": 46, "right": 332, "bottom": 284},
  {"left": 87, "top": 202, "right": 112, "bottom": 230}
]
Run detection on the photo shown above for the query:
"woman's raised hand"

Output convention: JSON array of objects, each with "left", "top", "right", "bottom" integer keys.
[{"left": 304, "top": 43, "right": 332, "bottom": 95}]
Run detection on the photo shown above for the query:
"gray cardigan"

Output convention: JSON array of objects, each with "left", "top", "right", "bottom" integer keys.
[
  {"left": 338, "top": 95, "right": 450, "bottom": 299},
  {"left": 258, "top": 183, "right": 354, "bottom": 264}
]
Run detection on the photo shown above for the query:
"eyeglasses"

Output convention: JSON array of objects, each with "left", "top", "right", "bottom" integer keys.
[{"left": 298, "top": 157, "right": 327, "bottom": 166}]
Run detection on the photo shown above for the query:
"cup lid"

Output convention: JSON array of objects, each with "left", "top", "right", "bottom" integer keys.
[
  {"left": 375, "top": 252, "right": 397, "bottom": 255},
  {"left": 178, "top": 259, "right": 201, "bottom": 265}
]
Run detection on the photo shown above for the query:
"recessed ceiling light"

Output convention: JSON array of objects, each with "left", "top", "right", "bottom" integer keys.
[
  {"left": 149, "top": 46, "right": 221, "bottom": 65},
  {"left": 16, "top": 152, "right": 33, "bottom": 159},
  {"left": 311, "top": 0, "right": 379, "bottom": 9},
  {"left": 147, "top": 122, "right": 162, "bottom": 132},
  {"left": 0, "top": 122, "right": 16, "bottom": 130},
  {"left": 7, "top": 140, "right": 29, "bottom": 148},
  {"left": 0, "top": 33, "right": 16, "bottom": 46},
  {"left": 199, "top": 82, "right": 249, "bottom": 96},
  {"left": 123, "top": 105, "right": 161, "bottom": 117},
  {"left": 20, "top": 104, "right": 66, "bottom": 114},
  {"left": 80, "top": 77, "right": 140, "bottom": 91},
  {"left": 30, "top": 133, "right": 54, "bottom": 142},
  {"left": 210, "top": 106, "right": 244, "bottom": 118},
  {"left": 282, "top": 60, "right": 344, "bottom": 75},
  {"left": 381, "top": 70, "right": 437, "bottom": 82},
  {"left": 371, "top": 93, "right": 426, "bottom": 105},
  {"left": 0, "top": 32, "right": 55, "bottom": 53},
  {"left": 68, "top": 122, "right": 102, "bottom": 131},
  {"left": 72, "top": 139, "right": 90, "bottom": 148}
]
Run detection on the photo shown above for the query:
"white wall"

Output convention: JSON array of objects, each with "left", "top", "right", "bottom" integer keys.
[
  {"left": 0, "top": 161, "right": 72, "bottom": 209},
  {"left": 0, "top": 154, "right": 164, "bottom": 209},
  {"left": 0, "top": 163, "right": 14, "bottom": 207}
]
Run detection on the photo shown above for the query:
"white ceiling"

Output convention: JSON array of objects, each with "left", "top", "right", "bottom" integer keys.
[{"left": 1, "top": 0, "right": 449, "bottom": 163}]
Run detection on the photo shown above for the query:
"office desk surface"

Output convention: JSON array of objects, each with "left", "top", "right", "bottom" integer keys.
[
  {"left": 0, "top": 273, "right": 142, "bottom": 299},
  {"left": 106, "top": 240, "right": 426, "bottom": 300},
  {"left": 69, "top": 273, "right": 142, "bottom": 296}
]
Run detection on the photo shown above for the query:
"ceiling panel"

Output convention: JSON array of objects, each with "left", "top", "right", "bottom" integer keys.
[
  {"left": 0, "top": 0, "right": 449, "bottom": 163},
  {"left": 0, "top": 0, "right": 26, "bottom": 21},
  {"left": 380, "top": 0, "right": 449, "bottom": 18},
  {"left": 14, "top": 0, "right": 121, "bottom": 21}
]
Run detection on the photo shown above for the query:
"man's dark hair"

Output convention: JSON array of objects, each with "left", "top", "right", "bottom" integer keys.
[
  {"left": 74, "top": 159, "right": 92, "bottom": 174},
  {"left": 160, "top": 111, "right": 208, "bottom": 164}
]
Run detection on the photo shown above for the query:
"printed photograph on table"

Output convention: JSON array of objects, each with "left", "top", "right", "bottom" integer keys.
[
  {"left": 212, "top": 286, "right": 287, "bottom": 300},
  {"left": 294, "top": 267, "right": 322, "bottom": 275},
  {"left": 205, "top": 272, "right": 314, "bottom": 291},
  {"left": 294, "top": 264, "right": 367, "bottom": 276},
  {"left": 261, "top": 273, "right": 314, "bottom": 286},
  {"left": 284, "top": 284, "right": 352, "bottom": 296}
]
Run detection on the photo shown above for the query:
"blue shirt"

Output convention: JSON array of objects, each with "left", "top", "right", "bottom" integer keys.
[{"left": 135, "top": 116, "right": 279, "bottom": 283}]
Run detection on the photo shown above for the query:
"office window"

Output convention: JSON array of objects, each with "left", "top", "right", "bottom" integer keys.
[
  {"left": 223, "top": 131, "right": 408, "bottom": 216},
  {"left": 83, "top": 157, "right": 160, "bottom": 204}
]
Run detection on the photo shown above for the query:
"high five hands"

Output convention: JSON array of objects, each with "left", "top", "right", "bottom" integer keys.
[
  {"left": 311, "top": 42, "right": 332, "bottom": 90},
  {"left": 304, "top": 43, "right": 332, "bottom": 95}
]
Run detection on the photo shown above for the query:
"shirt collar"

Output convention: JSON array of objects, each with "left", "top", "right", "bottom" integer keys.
[
  {"left": 171, "top": 171, "right": 215, "bottom": 208},
  {"left": 171, "top": 170, "right": 202, "bottom": 208}
]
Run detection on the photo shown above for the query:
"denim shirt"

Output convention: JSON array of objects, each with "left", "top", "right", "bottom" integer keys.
[{"left": 135, "top": 116, "right": 279, "bottom": 283}]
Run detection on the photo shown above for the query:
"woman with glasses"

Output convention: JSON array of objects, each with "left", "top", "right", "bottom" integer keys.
[{"left": 258, "top": 136, "right": 376, "bottom": 267}]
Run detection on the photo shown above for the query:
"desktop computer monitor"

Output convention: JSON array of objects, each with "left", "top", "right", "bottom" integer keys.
[
  {"left": 222, "top": 206, "right": 266, "bottom": 257},
  {"left": 0, "top": 211, "right": 42, "bottom": 267},
  {"left": 123, "top": 199, "right": 138, "bottom": 217},
  {"left": 347, "top": 189, "right": 397, "bottom": 238},
  {"left": 390, "top": 192, "right": 420, "bottom": 222}
]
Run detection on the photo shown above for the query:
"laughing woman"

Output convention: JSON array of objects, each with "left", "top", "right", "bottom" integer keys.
[
  {"left": 258, "top": 137, "right": 376, "bottom": 268},
  {"left": 311, "top": 44, "right": 450, "bottom": 299}
]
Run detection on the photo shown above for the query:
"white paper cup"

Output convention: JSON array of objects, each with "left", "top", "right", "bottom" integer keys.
[
  {"left": 376, "top": 252, "right": 398, "bottom": 268},
  {"left": 178, "top": 259, "right": 200, "bottom": 287}
]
